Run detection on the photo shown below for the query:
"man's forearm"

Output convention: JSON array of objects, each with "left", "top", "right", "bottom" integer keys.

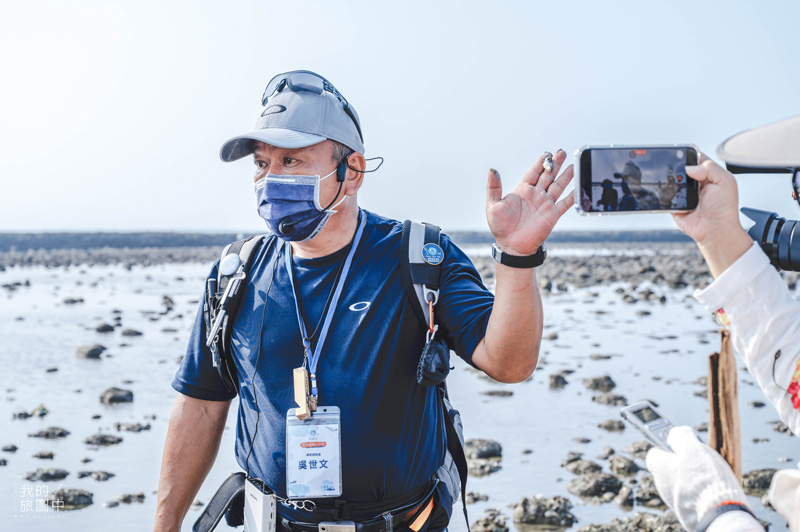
[
  {"left": 472, "top": 265, "right": 542, "bottom": 383},
  {"left": 153, "top": 395, "right": 231, "bottom": 532}
]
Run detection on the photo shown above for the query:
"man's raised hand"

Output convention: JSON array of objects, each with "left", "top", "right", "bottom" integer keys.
[{"left": 486, "top": 149, "right": 575, "bottom": 256}]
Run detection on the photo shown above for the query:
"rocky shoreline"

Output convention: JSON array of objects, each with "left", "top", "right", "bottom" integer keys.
[{"left": 1, "top": 241, "right": 795, "bottom": 531}]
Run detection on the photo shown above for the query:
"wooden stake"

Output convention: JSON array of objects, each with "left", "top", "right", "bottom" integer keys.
[{"left": 707, "top": 328, "right": 742, "bottom": 481}]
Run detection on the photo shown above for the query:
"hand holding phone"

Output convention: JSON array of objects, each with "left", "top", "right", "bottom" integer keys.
[
  {"left": 620, "top": 400, "right": 675, "bottom": 451},
  {"left": 575, "top": 145, "right": 699, "bottom": 215}
]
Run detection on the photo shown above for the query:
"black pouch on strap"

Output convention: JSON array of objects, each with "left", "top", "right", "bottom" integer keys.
[
  {"left": 416, "top": 338, "right": 450, "bottom": 387},
  {"left": 193, "top": 472, "right": 246, "bottom": 532}
]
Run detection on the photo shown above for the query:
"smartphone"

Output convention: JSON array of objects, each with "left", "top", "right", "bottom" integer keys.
[
  {"left": 619, "top": 400, "right": 674, "bottom": 451},
  {"left": 575, "top": 144, "right": 699, "bottom": 215}
]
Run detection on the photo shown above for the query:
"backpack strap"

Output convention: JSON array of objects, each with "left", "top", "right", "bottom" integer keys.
[
  {"left": 192, "top": 471, "right": 246, "bottom": 532},
  {"left": 440, "top": 382, "right": 470, "bottom": 530},
  {"left": 401, "top": 221, "right": 470, "bottom": 530},
  {"left": 204, "top": 235, "right": 271, "bottom": 394},
  {"left": 400, "top": 220, "right": 442, "bottom": 331}
]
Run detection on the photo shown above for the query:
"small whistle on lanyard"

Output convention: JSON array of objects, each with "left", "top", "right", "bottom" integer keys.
[{"left": 293, "top": 367, "right": 312, "bottom": 420}]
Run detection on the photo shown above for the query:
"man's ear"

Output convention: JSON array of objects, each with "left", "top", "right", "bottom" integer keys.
[{"left": 344, "top": 152, "right": 366, "bottom": 195}]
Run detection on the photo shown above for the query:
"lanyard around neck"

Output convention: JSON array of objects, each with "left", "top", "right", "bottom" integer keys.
[{"left": 284, "top": 210, "right": 366, "bottom": 397}]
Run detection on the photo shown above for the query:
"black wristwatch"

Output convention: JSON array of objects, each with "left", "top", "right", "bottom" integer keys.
[{"left": 491, "top": 242, "right": 547, "bottom": 268}]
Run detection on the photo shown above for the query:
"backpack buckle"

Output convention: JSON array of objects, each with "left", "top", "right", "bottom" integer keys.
[{"left": 423, "top": 286, "right": 438, "bottom": 306}]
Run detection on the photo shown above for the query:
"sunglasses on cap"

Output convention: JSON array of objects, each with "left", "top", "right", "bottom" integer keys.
[{"left": 262, "top": 70, "right": 364, "bottom": 144}]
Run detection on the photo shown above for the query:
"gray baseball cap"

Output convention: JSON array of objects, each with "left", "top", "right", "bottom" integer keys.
[
  {"left": 220, "top": 71, "right": 364, "bottom": 162},
  {"left": 614, "top": 161, "right": 642, "bottom": 180}
]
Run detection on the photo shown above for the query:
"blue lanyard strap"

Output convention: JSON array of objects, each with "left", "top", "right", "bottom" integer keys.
[{"left": 284, "top": 210, "right": 366, "bottom": 398}]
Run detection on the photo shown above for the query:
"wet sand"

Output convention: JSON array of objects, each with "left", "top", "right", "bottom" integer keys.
[{"left": 0, "top": 242, "right": 795, "bottom": 531}]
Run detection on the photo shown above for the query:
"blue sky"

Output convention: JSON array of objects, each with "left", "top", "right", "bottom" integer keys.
[{"left": 1, "top": 0, "right": 798, "bottom": 232}]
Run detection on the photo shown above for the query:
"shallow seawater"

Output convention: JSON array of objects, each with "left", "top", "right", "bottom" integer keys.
[{"left": 0, "top": 260, "right": 793, "bottom": 531}]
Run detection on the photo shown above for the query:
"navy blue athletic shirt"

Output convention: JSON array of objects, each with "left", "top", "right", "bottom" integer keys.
[{"left": 173, "top": 210, "right": 494, "bottom": 520}]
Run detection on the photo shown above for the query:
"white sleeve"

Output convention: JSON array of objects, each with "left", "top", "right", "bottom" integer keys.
[
  {"left": 694, "top": 242, "right": 800, "bottom": 436},
  {"left": 706, "top": 509, "right": 765, "bottom": 531}
]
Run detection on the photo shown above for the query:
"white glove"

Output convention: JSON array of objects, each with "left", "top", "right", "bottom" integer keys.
[
  {"left": 645, "top": 426, "right": 753, "bottom": 531},
  {"left": 769, "top": 465, "right": 800, "bottom": 531}
]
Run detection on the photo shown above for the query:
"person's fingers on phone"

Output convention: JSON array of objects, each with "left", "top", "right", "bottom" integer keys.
[
  {"left": 522, "top": 151, "right": 553, "bottom": 186},
  {"left": 555, "top": 191, "right": 575, "bottom": 217},
  {"left": 665, "top": 425, "right": 700, "bottom": 455},
  {"left": 537, "top": 149, "right": 567, "bottom": 190},
  {"left": 547, "top": 164, "right": 574, "bottom": 200},
  {"left": 486, "top": 169, "right": 503, "bottom": 210}
]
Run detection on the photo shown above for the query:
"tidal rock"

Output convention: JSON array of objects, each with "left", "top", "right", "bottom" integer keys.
[
  {"left": 598, "top": 419, "right": 625, "bottom": 432},
  {"left": 624, "top": 441, "right": 653, "bottom": 459},
  {"left": 743, "top": 469, "right": 777, "bottom": 496},
  {"left": 577, "top": 511, "right": 682, "bottom": 532},
  {"left": 549, "top": 374, "right": 568, "bottom": 388},
  {"left": 480, "top": 390, "right": 513, "bottom": 398},
  {"left": 77, "top": 344, "right": 106, "bottom": 359},
  {"left": 583, "top": 376, "right": 617, "bottom": 392},
  {"left": 33, "top": 451, "right": 54, "bottom": 460},
  {"left": 596, "top": 446, "right": 615, "bottom": 460},
  {"left": 513, "top": 495, "right": 576, "bottom": 528},
  {"left": 95, "top": 323, "right": 115, "bottom": 333},
  {"left": 84, "top": 434, "right": 123, "bottom": 446},
  {"left": 563, "top": 459, "right": 602, "bottom": 475},
  {"left": 121, "top": 328, "right": 143, "bottom": 337},
  {"left": 634, "top": 475, "right": 665, "bottom": 508},
  {"left": 24, "top": 468, "right": 69, "bottom": 481},
  {"left": 470, "top": 509, "right": 508, "bottom": 532},
  {"left": 538, "top": 277, "right": 552, "bottom": 292},
  {"left": 567, "top": 472, "right": 622, "bottom": 498},
  {"left": 562, "top": 451, "right": 583, "bottom": 465},
  {"left": 468, "top": 458, "right": 502, "bottom": 477},
  {"left": 46, "top": 488, "right": 93, "bottom": 510},
  {"left": 466, "top": 492, "right": 488, "bottom": 504},
  {"left": 592, "top": 393, "right": 628, "bottom": 406},
  {"left": 117, "top": 492, "right": 146, "bottom": 504},
  {"left": 609, "top": 455, "right": 640, "bottom": 476},
  {"left": 29, "top": 427, "right": 70, "bottom": 439},
  {"left": 465, "top": 439, "right": 502, "bottom": 459},
  {"left": 772, "top": 421, "right": 792, "bottom": 434},
  {"left": 114, "top": 422, "right": 150, "bottom": 432},
  {"left": 77, "top": 470, "right": 115, "bottom": 481},
  {"left": 614, "top": 485, "right": 633, "bottom": 508},
  {"left": 100, "top": 387, "right": 133, "bottom": 405}
]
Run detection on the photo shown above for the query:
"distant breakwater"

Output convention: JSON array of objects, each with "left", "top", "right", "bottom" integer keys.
[{"left": 0, "top": 230, "right": 692, "bottom": 253}]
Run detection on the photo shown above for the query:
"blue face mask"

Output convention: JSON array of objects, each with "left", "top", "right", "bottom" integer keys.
[{"left": 254, "top": 168, "right": 346, "bottom": 242}]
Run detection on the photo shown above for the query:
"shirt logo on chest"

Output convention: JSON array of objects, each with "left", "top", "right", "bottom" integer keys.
[{"left": 348, "top": 301, "right": 371, "bottom": 312}]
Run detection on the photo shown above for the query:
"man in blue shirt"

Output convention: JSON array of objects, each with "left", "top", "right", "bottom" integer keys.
[{"left": 153, "top": 71, "right": 575, "bottom": 532}]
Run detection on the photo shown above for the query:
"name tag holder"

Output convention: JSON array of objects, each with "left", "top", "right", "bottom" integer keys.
[{"left": 286, "top": 406, "right": 342, "bottom": 498}]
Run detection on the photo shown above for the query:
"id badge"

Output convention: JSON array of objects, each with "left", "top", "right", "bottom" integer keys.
[{"left": 285, "top": 406, "right": 342, "bottom": 498}]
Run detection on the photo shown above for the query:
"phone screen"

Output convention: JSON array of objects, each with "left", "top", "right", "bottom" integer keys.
[
  {"left": 633, "top": 406, "right": 661, "bottom": 423},
  {"left": 579, "top": 147, "right": 698, "bottom": 213}
]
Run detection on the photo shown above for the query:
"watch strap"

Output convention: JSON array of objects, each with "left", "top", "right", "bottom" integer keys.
[
  {"left": 491, "top": 243, "right": 547, "bottom": 268},
  {"left": 696, "top": 502, "right": 757, "bottom": 532}
]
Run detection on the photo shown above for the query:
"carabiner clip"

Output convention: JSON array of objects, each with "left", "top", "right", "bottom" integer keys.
[{"left": 426, "top": 324, "right": 438, "bottom": 344}]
